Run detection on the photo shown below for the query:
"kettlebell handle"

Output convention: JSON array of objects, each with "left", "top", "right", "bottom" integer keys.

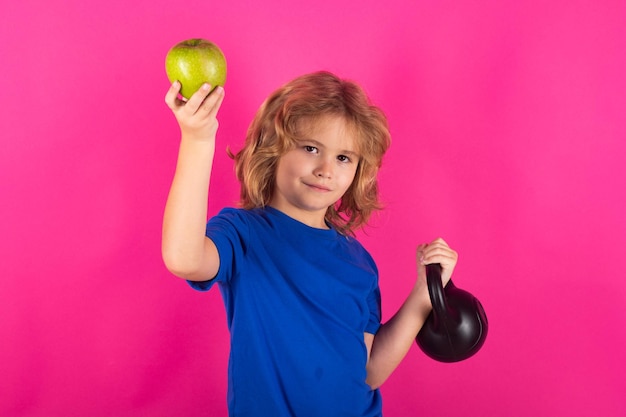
[{"left": 426, "top": 263, "right": 447, "bottom": 317}]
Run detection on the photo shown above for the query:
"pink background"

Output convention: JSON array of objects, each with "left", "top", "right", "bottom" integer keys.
[{"left": 1, "top": 1, "right": 625, "bottom": 416}]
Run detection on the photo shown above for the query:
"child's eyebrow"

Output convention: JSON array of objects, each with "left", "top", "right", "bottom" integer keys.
[{"left": 297, "top": 139, "right": 360, "bottom": 158}]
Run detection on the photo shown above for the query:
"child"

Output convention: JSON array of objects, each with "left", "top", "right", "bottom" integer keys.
[{"left": 162, "top": 71, "right": 458, "bottom": 417}]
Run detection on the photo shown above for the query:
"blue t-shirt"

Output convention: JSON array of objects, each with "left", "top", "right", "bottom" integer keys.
[{"left": 188, "top": 207, "right": 383, "bottom": 417}]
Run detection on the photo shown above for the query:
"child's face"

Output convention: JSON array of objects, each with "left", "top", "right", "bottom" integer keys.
[{"left": 269, "top": 115, "right": 360, "bottom": 229}]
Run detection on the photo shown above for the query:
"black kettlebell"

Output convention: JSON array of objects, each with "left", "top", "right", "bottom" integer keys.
[{"left": 416, "top": 264, "right": 488, "bottom": 362}]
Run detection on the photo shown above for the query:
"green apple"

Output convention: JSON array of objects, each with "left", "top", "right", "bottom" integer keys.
[{"left": 165, "top": 38, "right": 227, "bottom": 99}]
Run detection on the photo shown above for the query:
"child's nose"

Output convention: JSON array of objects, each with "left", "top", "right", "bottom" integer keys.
[{"left": 314, "top": 159, "right": 333, "bottom": 178}]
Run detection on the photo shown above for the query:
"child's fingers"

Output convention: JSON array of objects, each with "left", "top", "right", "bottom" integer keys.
[
  {"left": 184, "top": 83, "right": 213, "bottom": 114},
  {"left": 201, "top": 87, "right": 225, "bottom": 117},
  {"left": 416, "top": 245, "right": 428, "bottom": 282},
  {"left": 164, "top": 81, "right": 182, "bottom": 110},
  {"left": 416, "top": 244, "right": 428, "bottom": 265},
  {"left": 423, "top": 249, "right": 457, "bottom": 266},
  {"left": 419, "top": 238, "right": 458, "bottom": 266}
]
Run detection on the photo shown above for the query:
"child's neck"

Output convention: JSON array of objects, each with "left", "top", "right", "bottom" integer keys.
[{"left": 268, "top": 203, "right": 330, "bottom": 230}]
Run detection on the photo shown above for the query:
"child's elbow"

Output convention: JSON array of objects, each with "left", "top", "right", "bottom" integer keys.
[
  {"left": 162, "top": 251, "right": 200, "bottom": 281},
  {"left": 162, "top": 247, "right": 217, "bottom": 282},
  {"left": 365, "top": 376, "right": 383, "bottom": 391},
  {"left": 365, "top": 367, "right": 386, "bottom": 391}
]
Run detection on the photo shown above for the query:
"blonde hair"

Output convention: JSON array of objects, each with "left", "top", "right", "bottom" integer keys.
[{"left": 230, "top": 71, "right": 391, "bottom": 235}]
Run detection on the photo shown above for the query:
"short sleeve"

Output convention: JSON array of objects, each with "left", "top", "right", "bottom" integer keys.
[
  {"left": 186, "top": 208, "right": 250, "bottom": 292},
  {"left": 364, "top": 274, "right": 382, "bottom": 335}
]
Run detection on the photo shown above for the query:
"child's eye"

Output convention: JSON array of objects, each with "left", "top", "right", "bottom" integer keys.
[
  {"left": 337, "top": 155, "right": 351, "bottom": 163},
  {"left": 304, "top": 145, "right": 318, "bottom": 153}
]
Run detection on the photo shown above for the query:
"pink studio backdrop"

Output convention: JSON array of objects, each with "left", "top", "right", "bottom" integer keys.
[{"left": 1, "top": 1, "right": 625, "bottom": 416}]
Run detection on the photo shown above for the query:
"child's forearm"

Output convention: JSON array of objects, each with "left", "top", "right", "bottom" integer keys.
[
  {"left": 162, "top": 137, "right": 216, "bottom": 279},
  {"left": 365, "top": 282, "right": 432, "bottom": 389},
  {"left": 366, "top": 240, "right": 457, "bottom": 389}
]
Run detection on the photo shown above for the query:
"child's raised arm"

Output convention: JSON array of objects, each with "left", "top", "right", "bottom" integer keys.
[{"left": 161, "top": 82, "right": 225, "bottom": 281}]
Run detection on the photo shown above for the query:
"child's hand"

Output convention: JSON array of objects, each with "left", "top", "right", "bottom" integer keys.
[
  {"left": 165, "top": 81, "right": 225, "bottom": 142},
  {"left": 416, "top": 238, "right": 458, "bottom": 287}
]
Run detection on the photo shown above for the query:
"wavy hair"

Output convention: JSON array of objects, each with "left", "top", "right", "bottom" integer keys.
[{"left": 230, "top": 71, "right": 391, "bottom": 235}]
